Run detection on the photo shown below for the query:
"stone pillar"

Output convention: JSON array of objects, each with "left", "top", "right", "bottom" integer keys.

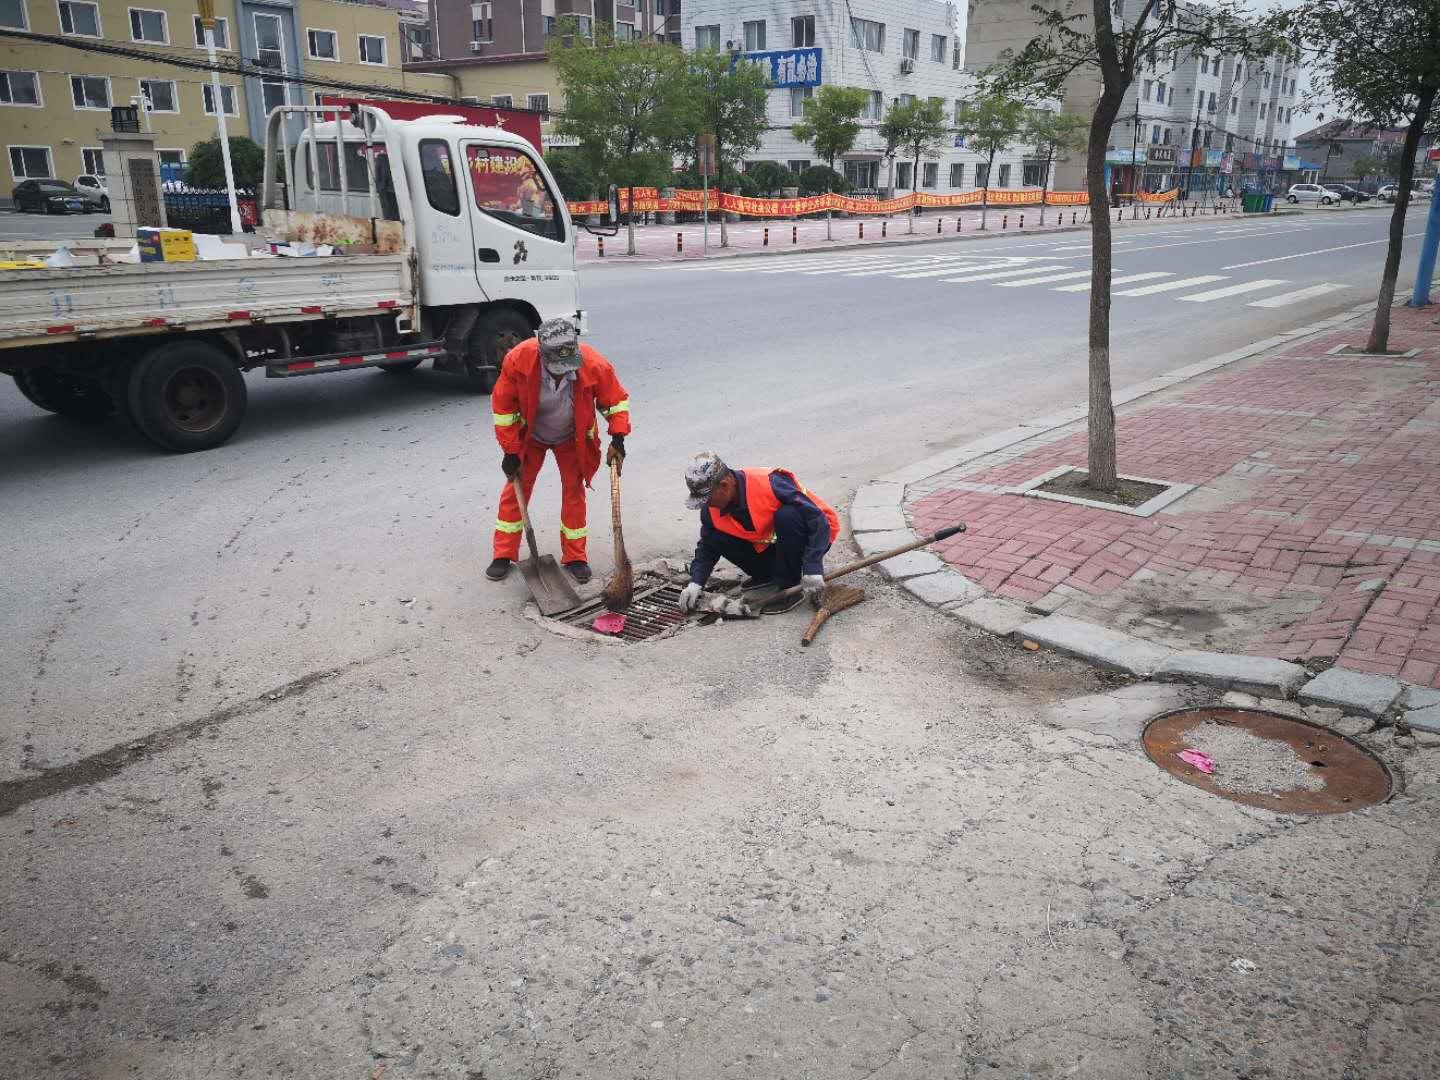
[
  {"left": 659, "top": 187, "right": 676, "bottom": 225},
  {"left": 99, "top": 130, "right": 166, "bottom": 237}
]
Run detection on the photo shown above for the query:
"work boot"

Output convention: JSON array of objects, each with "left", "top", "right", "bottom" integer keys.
[
  {"left": 565, "top": 561, "right": 592, "bottom": 584},
  {"left": 760, "top": 591, "right": 803, "bottom": 615},
  {"left": 486, "top": 558, "right": 513, "bottom": 581}
]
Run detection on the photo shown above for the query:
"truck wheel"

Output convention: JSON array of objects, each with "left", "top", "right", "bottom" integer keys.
[
  {"left": 127, "top": 341, "right": 247, "bottom": 452},
  {"left": 13, "top": 369, "right": 115, "bottom": 419},
  {"left": 378, "top": 359, "right": 423, "bottom": 374},
  {"left": 466, "top": 309, "right": 532, "bottom": 394}
]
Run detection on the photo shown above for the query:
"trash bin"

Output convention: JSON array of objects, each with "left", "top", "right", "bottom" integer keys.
[
  {"left": 1261, "top": 193, "right": 1275, "bottom": 212},
  {"left": 1241, "top": 192, "right": 1264, "bottom": 213}
]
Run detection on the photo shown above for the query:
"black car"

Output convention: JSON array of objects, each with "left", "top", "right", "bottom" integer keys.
[
  {"left": 1323, "top": 183, "right": 1372, "bottom": 203},
  {"left": 11, "top": 179, "right": 92, "bottom": 214}
]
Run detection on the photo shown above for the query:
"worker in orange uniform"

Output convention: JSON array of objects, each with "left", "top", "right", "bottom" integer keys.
[
  {"left": 678, "top": 451, "right": 839, "bottom": 615},
  {"left": 487, "top": 317, "right": 630, "bottom": 584}
]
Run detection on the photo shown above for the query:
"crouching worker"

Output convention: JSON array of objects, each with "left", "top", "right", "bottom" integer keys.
[{"left": 678, "top": 451, "right": 839, "bottom": 616}]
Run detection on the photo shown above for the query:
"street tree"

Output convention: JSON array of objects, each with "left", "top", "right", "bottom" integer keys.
[
  {"left": 187, "top": 136, "right": 264, "bottom": 189},
  {"left": 1278, "top": 0, "right": 1440, "bottom": 353},
  {"left": 794, "top": 85, "right": 870, "bottom": 239},
  {"left": 549, "top": 21, "right": 693, "bottom": 254},
  {"left": 687, "top": 49, "right": 769, "bottom": 247},
  {"left": 953, "top": 92, "right": 1029, "bottom": 230},
  {"left": 878, "top": 96, "right": 949, "bottom": 233},
  {"left": 746, "top": 160, "right": 793, "bottom": 195},
  {"left": 1351, "top": 155, "right": 1383, "bottom": 185},
  {"left": 986, "top": 0, "right": 1274, "bottom": 493},
  {"left": 1025, "top": 108, "right": 1090, "bottom": 224}
]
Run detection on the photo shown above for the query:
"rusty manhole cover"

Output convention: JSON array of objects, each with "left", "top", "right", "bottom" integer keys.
[{"left": 1142, "top": 707, "right": 1392, "bottom": 814}]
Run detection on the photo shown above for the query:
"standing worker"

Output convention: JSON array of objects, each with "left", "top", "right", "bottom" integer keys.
[
  {"left": 678, "top": 451, "right": 839, "bottom": 615},
  {"left": 487, "top": 317, "right": 630, "bottom": 584}
]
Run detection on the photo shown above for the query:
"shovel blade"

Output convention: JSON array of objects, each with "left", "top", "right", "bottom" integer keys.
[{"left": 518, "top": 555, "right": 581, "bottom": 616}]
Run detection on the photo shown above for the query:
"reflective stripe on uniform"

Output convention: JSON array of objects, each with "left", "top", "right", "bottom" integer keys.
[
  {"left": 495, "top": 518, "right": 524, "bottom": 534},
  {"left": 601, "top": 399, "right": 630, "bottom": 417},
  {"left": 493, "top": 411, "right": 522, "bottom": 427},
  {"left": 560, "top": 523, "right": 589, "bottom": 540}
]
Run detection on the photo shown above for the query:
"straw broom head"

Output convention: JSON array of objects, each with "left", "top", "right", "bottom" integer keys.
[{"left": 603, "top": 460, "right": 633, "bottom": 613}]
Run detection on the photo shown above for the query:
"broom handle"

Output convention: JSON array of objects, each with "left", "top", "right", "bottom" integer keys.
[
  {"left": 771, "top": 523, "right": 966, "bottom": 602},
  {"left": 609, "top": 459, "right": 624, "bottom": 556},
  {"left": 801, "top": 607, "right": 834, "bottom": 646}
]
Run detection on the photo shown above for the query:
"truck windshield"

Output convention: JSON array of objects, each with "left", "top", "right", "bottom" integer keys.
[{"left": 465, "top": 145, "right": 563, "bottom": 242}]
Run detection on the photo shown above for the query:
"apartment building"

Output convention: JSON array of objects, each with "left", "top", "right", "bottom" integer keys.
[
  {"left": 0, "top": 0, "right": 446, "bottom": 196},
  {"left": 682, "top": 0, "right": 1044, "bottom": 195},
  {"left": 428, "top": 0, "right": 682, "bottom": 62}
]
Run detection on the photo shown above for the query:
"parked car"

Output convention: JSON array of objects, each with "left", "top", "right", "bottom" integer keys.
[
  {"left": 1323, "top": 183, "right": 1371, "bottom": 203},
  {"left": 1378, "top": 184, "right": 1400, "bottom": 202},
  {"left": 10, "top": 179, "right": 92, "bottom": 214},
  {"left": 73, "top": 174, "right": 110, "bottom": 212},
  {"left": 1286, "top": 183, "right": 1336, "bottom": 205}
]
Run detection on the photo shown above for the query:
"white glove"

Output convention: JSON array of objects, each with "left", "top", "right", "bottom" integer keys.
[
  {"left": 801, "top": 574, "right": 826, "bottom": 606},
  {"left": 679, "top": 582, "right": 704, "bottom": 613}
]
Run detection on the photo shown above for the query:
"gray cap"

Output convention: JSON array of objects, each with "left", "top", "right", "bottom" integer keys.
[
  {"left": 536, "top": 317, "right": 581, "bottom": 369},
  {"left": 685, "top": 451, "right": 728, "bottom": 510}
]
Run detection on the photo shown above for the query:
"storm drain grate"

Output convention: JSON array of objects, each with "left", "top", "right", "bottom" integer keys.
[
  {"left": 555, "top": 578, "right": 688, "bottom": 643},
  {"left": 1142, "top": 707, "right": 1392, "bottom": 814}
]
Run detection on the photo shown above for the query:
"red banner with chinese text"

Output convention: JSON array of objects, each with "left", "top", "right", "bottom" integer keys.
[
  {"left": 567, "top": 188, "right": 1096, "bottom": 218},
  {"left": 1136, "top": 188, "right": 1180, "bottom": 203}
]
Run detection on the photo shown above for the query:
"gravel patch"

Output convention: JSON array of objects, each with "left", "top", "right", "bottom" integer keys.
[{"left": 1185, "top": 721, "right": 1324, "bottom": 796}]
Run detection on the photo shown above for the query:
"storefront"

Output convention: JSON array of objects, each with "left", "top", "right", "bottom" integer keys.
[
  {"left": 1104, "top": 147, "right": 1146, "bottom": 199},
  {"left": 1143, "top": 145, "right": 1177, "bottom": 192}
]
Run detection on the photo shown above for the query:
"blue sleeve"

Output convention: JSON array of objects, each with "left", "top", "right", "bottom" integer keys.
[
  {"left": 769, "top": 473, "right": 831, "bottom": 576},
  {"left": 691, "top": 514, "right": 720, "bottom": 585}
]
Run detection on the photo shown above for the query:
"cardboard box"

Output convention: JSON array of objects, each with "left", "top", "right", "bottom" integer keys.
[{"left": 137, "top": 228, "right": 197, "bottom": 264}]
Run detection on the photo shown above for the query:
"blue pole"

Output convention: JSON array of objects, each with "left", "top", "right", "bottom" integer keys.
[{"left": 1413, "top": 185, "right": 1440, "bottom": 306}]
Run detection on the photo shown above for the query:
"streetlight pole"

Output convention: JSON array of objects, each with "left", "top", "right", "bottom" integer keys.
[{"left": 198, "top": 0, "right": 242, "bottom": 234}]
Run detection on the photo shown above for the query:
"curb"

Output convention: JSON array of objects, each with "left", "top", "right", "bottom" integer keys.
[{"left": 852, "top": 300, "right": 1439, "bottom": 730}]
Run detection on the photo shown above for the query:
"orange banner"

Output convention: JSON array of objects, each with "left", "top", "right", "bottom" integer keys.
[
  {"left": 1137, "top": 188, "right": 1180, "bottom": 203},
  {"left": 567, "top": 188, "right": 1095, "bottom": 218}
]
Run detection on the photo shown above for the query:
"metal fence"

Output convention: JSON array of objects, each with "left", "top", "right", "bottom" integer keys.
[{"left": 162, "top": 189, "right": 258, "bottom": 234}]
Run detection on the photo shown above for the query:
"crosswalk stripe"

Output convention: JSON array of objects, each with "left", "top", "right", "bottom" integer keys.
[
  {"left": 1116, "top": 274, "right": 1227, "bottom": 296},
  {"left": 1051, "top": 271, "right": 1171, "bottom": 292},
  {"left": 802, "top": 261, "right": 922, "bottom": 275},
  {"left": 1179, "top": 278, "right": 1289, "bottom": 302},
  {"left": 886, "top": 260, "right": 1034, "bottom": 279},
  {"left": 1247, "top": 282, "right": 1349, "bottom": 308},
  {"left": 755, "top": 257, "right": 890, "bottom": 274},
  {"left": 940, "top": 265, "right": 1077, "bottom": 284},
  {"left": 993, "top": 269, "right": 1096, "bottom": 287},
  {"left": 843, "top": 258, "right": 998, "bottom": 277}
]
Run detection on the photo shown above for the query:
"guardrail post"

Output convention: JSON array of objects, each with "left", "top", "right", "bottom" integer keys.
[
  {"left": 598, "top": 236, "right": 605, "bottom": 257},
  {"left": 676, "top": 232, "right": 682, "bottom": 253},
  {"left": 763, "top": 227, "right": 769, "bottom": 246}
]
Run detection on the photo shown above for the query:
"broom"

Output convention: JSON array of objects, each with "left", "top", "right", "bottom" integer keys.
[
  {"left": 801, "top": 585, "right": 866, "bottom": 646},
  {"left": 602, "top": 457, "right": 633, "bottom": 613}
]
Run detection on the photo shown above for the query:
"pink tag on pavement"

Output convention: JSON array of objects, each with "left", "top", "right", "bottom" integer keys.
[
  {"left": 1178, "top": 748, "right": 1215, "bottom": 775},
  {"left": 591, "top": 612, "right": 626, "bottom": 635}
]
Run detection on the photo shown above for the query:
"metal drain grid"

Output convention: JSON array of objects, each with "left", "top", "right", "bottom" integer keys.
[{"left": 556, "top": 580, "right": 687, "bottom": 642}]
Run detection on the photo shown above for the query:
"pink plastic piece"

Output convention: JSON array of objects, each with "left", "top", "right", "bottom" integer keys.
[
  {"left": 1178, "top": 748, "right": 1215, "bottom": 775},
  {"left": 591, "top": 612, "right": 626, "bottom": 635}
]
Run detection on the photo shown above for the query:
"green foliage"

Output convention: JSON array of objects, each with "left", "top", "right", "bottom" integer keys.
[
  {"left": 1350, "top": 154, "right": 1383, "bottom": 181},
  {"left": 1025, "top": 108, "right": 1090, "bottom": 165},
  {"left": 796, "top": 165, "right": 851, "bottom": 197},
  {"left": 686, "top": 50, "right": 769, "bottom": 189},
  {"left": 670, "top": 165, "right": 759, "bottom": 195},
  {"left": 793, "top": 85, "right": 870, "bottom": 170},
  {"left": 878, "top": 97, "right": 949, "bottom": 192},
  {"left": 745, "top": 160, "right": 793, "bottom": 194},
  {"left": 954, "top": 94, "right": 1028, "bottom": 171},
  {"left": 186, "top": 135, "right": 265, "bottom": 189},
  {"left": 543, "top": 148, "right": 599, "bottom": 200}
]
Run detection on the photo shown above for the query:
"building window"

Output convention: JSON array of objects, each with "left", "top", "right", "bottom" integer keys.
[
  {"left": 1022, "top": 161, "right": 1044, "bottom": 186},
  {"left": 997, "top": 163, "right": 1011, "bottom": 187},
  {"left": 1207, "top": 91, "right": 1216, "bottom": 112},
  {"left": 69, "top": 74, "right": 109, "bottom": 109},
  {"left": 202, "top": 82, "right": 237, "bottom": 115},
  {"left": 1156, "top": 81, "right": 1166, "bottom": 101},
  {"left": 261, "top": 78, "right": 286, "bottom": 114},
  {"left": 789, "top": 86, "right": 813, "bottom": 118},
  {"left": 492, "top": 94, "right": 513, "bottom": 107},
  {"left": 59, "top": 0, "right": 99, "bottom": 35},
  {"left": 742, "top": 19, "right": 764, "bottom": 50},
  {"left": 897, "top": 93, "right": 915, "bottom": 106},
  {"left": 1162, "top": 127, "right": 1171, "bottom": 145},
  {"left": 860, "top": 90, "right": 882, "bottom": 120},
  {"left": 1203, "top": 129, "right": 1213, "bottom": 147},
  {"left": 896, "top": 161, "right": 911, "bottom": 189},
  {"left": 572, "top": 14, "right": 591, "bottom": 35},
  {"left": 358, "top": 35, "right": 386, "bottom": 64},
  {"left": 420, "top": 139, "right": 460, "bottom": 215},
  {"left": 0, "top": 69, "right": 40, "bottom": 106},
  {"left": 1263, "top": 71, "right": 1271, "bottom": 88},
  {"left": 157, "top": 148, "right": 185, "bottom": 169},
  {"left": 9, "top": 145, "right": 52, "bottom": 178},
  {"left": 1143, "top": 79, "right": 1152, "bottom": 100},
  {"left": 949, "top": 162, "right": 964, "bottom": 187},
  {"left": 194, "top": 15, "right": 227, "bottom": 47},
  {"left": 128, "top": 7, "right": 167, "bottom": 43},
  {"left": 786, "top": 159, "right": 809, "bottom": 173},
  {"left": 1230, "top": 96, "right": 1237, "bottom": 114},
  {"left": 1235, "top": 63, "right": 1242, "bottom": 80},
  {"left": 921, "top": 162, "right": 937, "bottom": 188},
  {"left": 902, "top": 28, "right": 919, "bottom": 60},
  {"left": 307, "top": 29, "right": 338, "bottom": 60},
  {"left": 471, "top": 2, "right": 492, "bottom": 41},
  {"left": 527, "top": 93, "right": 549, "bottom": 117},
  {"left": 254, "top": 12, "right": 284, "bottom": 69},
  {"left": 615, "top": 22, "right": 635, "bottom": 40},
  {"left": 695, "top": 24, "right": 719, "bottom": 50},
  {"left": 139, "top": 78, "right": 176, "bottom": 112},
  {"left": 849, "top": 17, "right": 883, "bottom": 52},
  {"left": 1260, "top": 103, "right": 1267, "bottom": 118},
  {"left": 82, "top": 146, "right": 104, "bottom": 173},
  {"left": 791, "top": 14, "right": 814, "bottom": 47},
  {"left": 1225, "top": 134, "right": 1234, "bottom": 151},
  {"left": 931, "top": 34, "right": 946, "bottom": 62},
  {"left": 0, "top": 0, "right": 26, "bottom": 29},
  {"left": 542, "top": 14, "right": 554, "bottom": 36},
  {"left": 975, "top": 162, "right": 989, "bottom": 187},
  {"left": 1200, "top": 55, "right": 1208, "bottom": 74},
  {"left": 1151, "top": 124, "right": 1161, "bottom": 144}
]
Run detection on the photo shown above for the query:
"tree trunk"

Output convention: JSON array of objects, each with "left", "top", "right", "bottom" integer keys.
[
  {"left": 718, "top": 135, "right": 729, "bottom": 249},
  {"left": 826, "top": 154, "right": 834, "bottom": 241},
  {"left": 626, "top": 185, "right": 637, "bottom": 256},
  {"left": 1085, "top": 90, "right": 1126, "bottom": 493},
  {"left": 981, "top": 151, "right": 995, "bottom": 230},
  {"left": 1040, "top": 148, "right": 1053, "bottom": 226},
  {"left": 1366, "top": 89, "right": 1435, "bottom": 354},
  {"left": 908, "top": 149, "right": 919, "bottom": 234}
]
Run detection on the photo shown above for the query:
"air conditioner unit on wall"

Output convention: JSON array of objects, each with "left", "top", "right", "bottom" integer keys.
[{"left": 900, "top": 58, "right": 915, "bottom": 74}]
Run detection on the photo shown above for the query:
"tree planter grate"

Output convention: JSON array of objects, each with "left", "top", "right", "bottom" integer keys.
[{"left": 553, "top": 578, "right": 688, "bottom": 643}]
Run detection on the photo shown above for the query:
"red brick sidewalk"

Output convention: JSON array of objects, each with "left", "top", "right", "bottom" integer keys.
[{"left": 908, "top": 305, "right": 1440, "bottom": 688}]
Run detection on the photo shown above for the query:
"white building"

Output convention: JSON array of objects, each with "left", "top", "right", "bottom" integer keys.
[{"left": 682, "top": 0, "right": 1048, "bottom": 196}]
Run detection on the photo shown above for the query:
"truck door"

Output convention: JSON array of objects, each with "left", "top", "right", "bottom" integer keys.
[{"left": 459, "top": 140, "right": 576, "bottom": 320}]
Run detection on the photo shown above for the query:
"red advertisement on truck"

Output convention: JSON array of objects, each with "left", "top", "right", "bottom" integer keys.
[{"left": 318, "top": 97, "right": 543, "bottom": 153}]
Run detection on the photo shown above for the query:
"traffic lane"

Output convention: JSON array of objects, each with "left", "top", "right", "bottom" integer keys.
[{"left": 0, "top": 209, "right": 113, "bottom": 240}]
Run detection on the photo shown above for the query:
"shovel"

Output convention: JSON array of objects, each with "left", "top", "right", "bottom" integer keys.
[{"left": 509, "top": 475, "right": 581, "bottom": 616}]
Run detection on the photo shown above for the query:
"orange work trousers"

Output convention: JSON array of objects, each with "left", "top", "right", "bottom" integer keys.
[{"left": 493, "top": 435, "right": 589, "bottom": 564}]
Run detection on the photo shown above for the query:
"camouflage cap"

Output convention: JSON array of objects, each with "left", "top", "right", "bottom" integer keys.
[
  {"left": 684, "top": 451, "right": 728, "bottom": 510},
  {"left": 536, "top": 317, "right": 581, "bottom": 369}
]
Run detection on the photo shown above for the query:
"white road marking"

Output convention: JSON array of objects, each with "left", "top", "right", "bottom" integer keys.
[
  {"left": 1222, "top": 232, "right": 1425, "bottom": 269},
  {"left": 843, "top": 259, "right": 1009, "bottom": 277},
  {"left": 993, "top": 269, "right": 1097, "bottom": 287},
  {"left": 1116, "top": 274, "right": 1227, "bottom": 296},
  {"left": 802, "top": 260, "right": 928, "bottom": 275},
  {"left": 1178, "top": 278, "right": 1290, "bottom": 302},
  {"left": 891, "top": 259, "right": 1054, "bottom": 279},
  {"left": 940, "top": 265, "right": 1080, "bottom": 284},
  {"left": 1052, "top": 271, "right": 1172, "bottom": 292},
  {"left": 1247, "top": 282, "right": 1350, "bottom": 307}
]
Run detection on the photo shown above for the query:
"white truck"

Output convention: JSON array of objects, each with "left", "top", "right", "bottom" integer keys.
[{"left": 0, "top": 105, "right": 582, "bottom": 452}]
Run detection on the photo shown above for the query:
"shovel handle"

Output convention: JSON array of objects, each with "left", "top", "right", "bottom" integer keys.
[
  {"left": 509, "top": 475, "right": 541, "bottom": 562},
  {"left": 771, "top": 522, "right": 967, "bottom": 602}
]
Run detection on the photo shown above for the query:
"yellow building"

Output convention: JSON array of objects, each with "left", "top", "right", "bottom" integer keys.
[
  {"left": 403, "top": 53, "right": 566, "bottom": 146},
  {"left": 0, "top": 0, "right": 448, "bottom": 197}
]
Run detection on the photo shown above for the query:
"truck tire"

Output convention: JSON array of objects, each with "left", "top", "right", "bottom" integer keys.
[
  {"left": 126, "top": 340, "right": 247, "bottom": 452},
  {"left": 466, "top": 309, "right": 532, "bottom": 394},
  {"left": 13, "top": 369, "right": 115, "bottom": 419}
]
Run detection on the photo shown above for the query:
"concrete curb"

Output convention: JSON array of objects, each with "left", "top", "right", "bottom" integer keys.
[{"left": 853, "top": 300, "right": 1435, "bottom": 725}]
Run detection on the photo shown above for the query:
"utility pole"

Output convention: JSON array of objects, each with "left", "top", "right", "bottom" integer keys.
[
  {"left": 197, "top": 0, "right": 242, "bottom": 234},
  {"left": 1413, "top": 158, "right": 1440, "bottom": 305},
  {"left": 1130, "top": 95, "right": 1141, "bottom": 204}
]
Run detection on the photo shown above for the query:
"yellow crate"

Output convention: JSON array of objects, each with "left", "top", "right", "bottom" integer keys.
[{"left": 137, "top": 228, "right": 197, "bottom": 263}]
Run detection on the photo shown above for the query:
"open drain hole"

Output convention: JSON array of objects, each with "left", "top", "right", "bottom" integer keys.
[
  {"left": 550, "top": 575, "right": 689, "bottom": 643},
  {"left": 1143, "top": 707, "right": 1391, "bottom": 814}
]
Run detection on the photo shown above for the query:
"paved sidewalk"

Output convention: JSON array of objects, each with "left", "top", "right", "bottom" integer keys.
[{"left": 869, "top": 303, "right": 1440, "bottom": 700}]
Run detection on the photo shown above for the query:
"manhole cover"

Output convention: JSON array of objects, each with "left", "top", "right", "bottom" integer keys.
[
  {"left": 553, "top": 577, "right": 687, "bottom": 643},
  {"left": 1142, "top": 707, "right": 1392, "bottom": 814}
]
